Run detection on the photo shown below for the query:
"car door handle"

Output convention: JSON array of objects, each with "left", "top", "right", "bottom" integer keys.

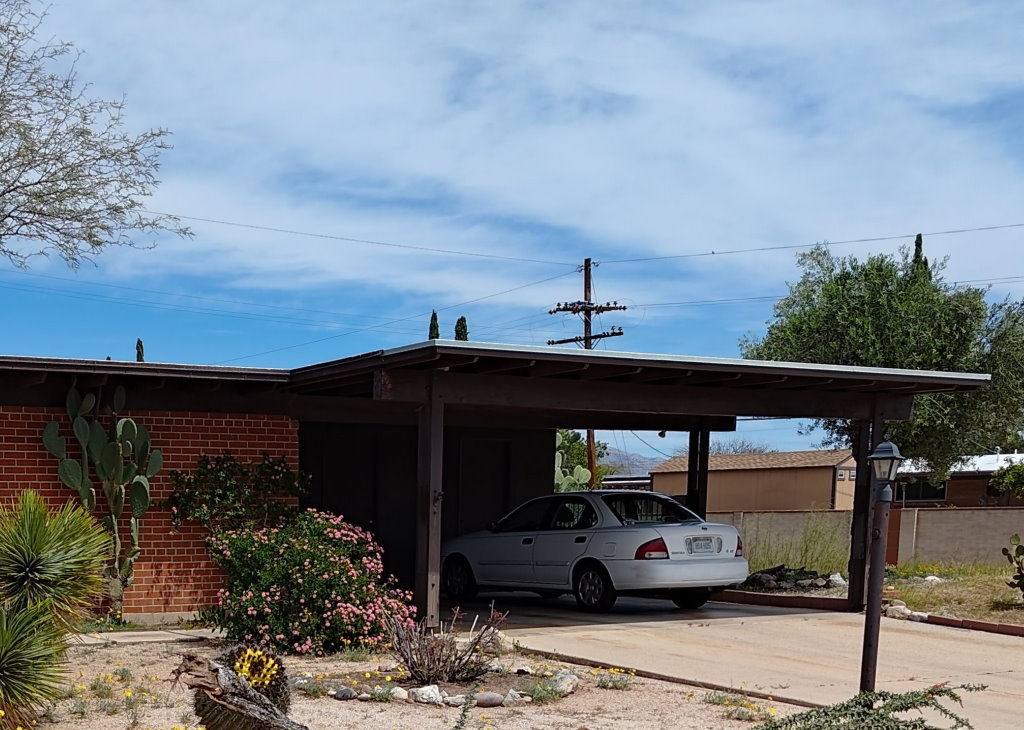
[
  {"left": 574, "top": 536, "right": 587, "bottom": 544},
  {"left": 522, "top": 538, "right": 533, "bottom": 545}
]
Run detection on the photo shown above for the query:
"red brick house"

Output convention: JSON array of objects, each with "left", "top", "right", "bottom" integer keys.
[{"left": 0, "top": 341, "right": 989, "bottom": 623}]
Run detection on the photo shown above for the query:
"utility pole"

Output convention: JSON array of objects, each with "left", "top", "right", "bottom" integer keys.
[{"left": 548, "top": 257, "right": 627, "bottom": 487}]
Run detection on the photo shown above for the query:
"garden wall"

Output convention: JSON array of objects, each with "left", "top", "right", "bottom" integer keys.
[
  {"left": 711, "top": 507, "right": 1024, "bottom": 569},
  {"left": 0, "top": 405, "right": 299, "bottom": 621}
]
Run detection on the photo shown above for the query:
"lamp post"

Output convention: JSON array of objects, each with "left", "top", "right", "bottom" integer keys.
[{"left": 859, "top": 440, "right": 905, "bottom": 693}]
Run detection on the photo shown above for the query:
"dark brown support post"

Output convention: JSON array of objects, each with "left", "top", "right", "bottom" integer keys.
[
  {"left": 685, "top": 430, "right": 700, "bottom": 512},
  {"left": 847, "top": 418, "right": 872, "bottom": 609},
  {"left": 415, "top": 377, "right": 444, "bottom": 628},
  {"left": 696, "top": 427, "right": 711, "bottom": 519}
]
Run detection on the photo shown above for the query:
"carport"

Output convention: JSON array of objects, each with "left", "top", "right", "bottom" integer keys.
[{"left": 288, "top": 340, "right": 989, "bottom": 627}]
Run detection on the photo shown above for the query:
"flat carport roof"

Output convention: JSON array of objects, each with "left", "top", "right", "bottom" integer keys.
[{"left": 286, "top": 340, "right": 990, "bottom": 626}]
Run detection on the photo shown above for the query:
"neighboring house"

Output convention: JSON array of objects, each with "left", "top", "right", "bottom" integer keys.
[
  {"left": 650, "top": 449, "right": 857, "bottom": 511},
  {"left": 894, "top": 453, "right": 1024, "bottom": 507}
]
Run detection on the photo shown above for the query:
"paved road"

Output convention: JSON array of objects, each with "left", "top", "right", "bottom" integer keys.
[{"left": 448, "top": 593, "right": 1022, "bottom": 729}]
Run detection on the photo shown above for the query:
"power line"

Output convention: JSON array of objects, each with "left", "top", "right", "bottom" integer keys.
[
  {"left": 214, "top": 269, "right": 577, "bottom": 363},
  {"left": 147, "top": 211, "right": 577, "bottom": 267},
  {"left": 598, "top": 223, "right": 1024, "bottom": 264}
]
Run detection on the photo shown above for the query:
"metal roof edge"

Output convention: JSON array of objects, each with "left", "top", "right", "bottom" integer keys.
[{"left": 300, "top": 339, "right": 991, "bottom": 386}]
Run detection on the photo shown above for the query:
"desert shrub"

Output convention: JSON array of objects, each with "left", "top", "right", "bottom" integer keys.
[
  {"left": 0, "top": 491, "right": 109, "bottom": 630},
  {"left": 385, "top": 607, "right": 505, "bottom": 684},
  {"left": 0, "top": 492, "right": 108, "bottom": 729},
  {"left": 1003, "top": 534, "right": 1024, "bottom": 599},
  {"left": 0, "top": 602, "right": 67, "bottom": 730},
  {"left": 752, "top": 684, "right": 983, "bottom": 729},
  {"left": 207, "top": 509, "right": 414, "bottom": 654},
  {"left": 165, "top": 452, "right": 308, "bottom": 532}
]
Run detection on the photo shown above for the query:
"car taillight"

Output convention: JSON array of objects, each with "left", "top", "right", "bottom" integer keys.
[
  {"left": 634, "top": 537, "right": 669, "bottom": 560},
  {"left": 735, "top": 535, "right": 744, "bottom": 557}
]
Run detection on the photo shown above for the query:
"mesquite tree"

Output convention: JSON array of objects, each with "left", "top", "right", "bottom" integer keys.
[{"left": 0, "top": 0, "right": 188, "bottom": 268}]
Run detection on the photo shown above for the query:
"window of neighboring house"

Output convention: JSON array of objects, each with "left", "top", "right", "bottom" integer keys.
[
  {"left": 895, "top": 480, "right": 946, "bottom": 502},
  {"left": 836, "top": 469, "right": 846, "bottom": 480},
  {"left": 849, "top": 469, "right": 857, "bottom": 481}
]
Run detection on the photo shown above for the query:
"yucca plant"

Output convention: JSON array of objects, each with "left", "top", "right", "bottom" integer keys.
[
  {"left": 0, "top": 601, "right": 67, "bottom": 730},
  {"left": 0, "top": 491, "right": 109, "bottom": 631}
]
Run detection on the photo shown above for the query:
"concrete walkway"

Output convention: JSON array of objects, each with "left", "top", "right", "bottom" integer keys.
[
  {"left": 462, "top": 594, "right": 1021, "bottom": 730},
  {"left": 76, "top": 627, "right": 223, "bottom": 645}
]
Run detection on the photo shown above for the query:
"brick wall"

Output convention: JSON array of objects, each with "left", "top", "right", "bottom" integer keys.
[{"left": 0, "top": 406, "right": 299, "bottom": 618}]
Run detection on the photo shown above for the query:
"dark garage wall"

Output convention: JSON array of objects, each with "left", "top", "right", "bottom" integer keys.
[{"left": 299, "top": 422, "right": 554, "bottom": 589}]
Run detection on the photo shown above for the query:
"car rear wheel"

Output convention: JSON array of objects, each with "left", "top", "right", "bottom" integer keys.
[
  {"left": 443, "top": 556, "right": 478, "bottom": 601},
  {"left": 671, "top": 588, "right": 711, "bottom": 610},
  {"left": 573, "top": 563, "right": 617, "bottom": 612}
]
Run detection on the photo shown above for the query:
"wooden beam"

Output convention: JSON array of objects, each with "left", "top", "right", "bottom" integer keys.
[
  {"left": 375, "top": 370, "right": 916, "bottom": 421},
  {"left": 415, "top": 378, "right": 444, "bottom": 629},
  {"left": 685, "top": 431, "right": 700, "bottom": 511}
]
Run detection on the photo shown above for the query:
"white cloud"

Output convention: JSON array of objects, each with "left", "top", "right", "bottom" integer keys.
[{"left": 27, "top": 0, "right": 1024, "bottom": 363}]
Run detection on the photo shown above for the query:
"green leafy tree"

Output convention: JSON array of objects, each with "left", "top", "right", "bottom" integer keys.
[
  {"left": 0, "top": 0, "right": 188, "bottom": 269},
  {"left": 454, "top": 316, "right": 469, "bottom": 341},
  {"left": 990, "top": 462, "right": 1024, "bottom": 500},
  {"left": 741, "top": 240, "right": 1024, "bottom": 478},
  {"left": 428, "top": 310, "right": 440, "bottom": 339}
]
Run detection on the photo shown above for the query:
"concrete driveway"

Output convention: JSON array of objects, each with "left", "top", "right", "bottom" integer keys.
[{"left": 445, "top": 593, "right": 1021, "bottom": 729}]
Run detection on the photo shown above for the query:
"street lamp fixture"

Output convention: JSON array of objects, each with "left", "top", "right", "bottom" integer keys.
[
  {"left": 860, "top": 439, "right": 906, "bottom": 693},
  {"left": 868, "top": 440, "right": 905, "bottom": 483}
]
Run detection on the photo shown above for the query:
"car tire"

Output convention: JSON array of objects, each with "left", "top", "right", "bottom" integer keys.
[
  {"left": 670, "top": 589, "right": 711, "bottom": 610},
  {"left": 443, "top": 556, "right": 478, "bottom": 601},
  {"left": 573, "top": 563, "right": 617, "bottom": 612}
]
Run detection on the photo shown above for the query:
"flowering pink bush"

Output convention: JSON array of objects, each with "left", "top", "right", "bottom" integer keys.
[{"left": 207, "top": 508, "right": 415, "bottom": 655}]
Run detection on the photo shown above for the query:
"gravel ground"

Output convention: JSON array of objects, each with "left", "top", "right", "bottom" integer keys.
[{"left": 38, "top": 639, "right": 805, "bottom": 730}]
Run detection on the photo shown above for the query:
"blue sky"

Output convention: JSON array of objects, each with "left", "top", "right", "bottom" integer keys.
[{"left": 6, "top": 1, "right": 1024, "bottom": 458}]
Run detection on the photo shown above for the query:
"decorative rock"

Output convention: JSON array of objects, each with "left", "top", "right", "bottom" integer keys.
[
  {"left": 909, "top": 611, "right": 929, "bottom": 622},
  {"left": 777, "top": 581, "right": 795, "bottom": 590},
  {"left": 377, "top": 662, "right": 400, "bottom": 673},
  {"left": 887, "top": 599, "right": 907, "bottom": 607},
  {"left": 356, "top": 692, "right": 371, "bottom": 701},
  {"left": 514, "top": 665, "right": 534, "bottom": 675},
  {"left": 885, "top": 604, "right": 913, "bottom": 619},
  {"left": 795, "top": 579, "right": 814, "bottom": 587},
  {"left": 924, "top": 575, "right": 943, "bottom": 584},
  {"left": 474, "top": 691, "right": 504, "bottom": 708},
  {"left": 354, "top": 683, "right": 373, "bottom": 694},
  {"left": 333, "top": 686, "right": 358, "bottom": 701},
  {"left": 811, "top": 578, "right": 827, "bottom": 588},
  {"left": 749, "top": 573, "right": 775, "bottom": 587},
  {"left": 445, "top": 695, "right": 468, "bottom": 707},
  {"left": 410, "top": 685, "right": 445, "bottom": 705},
  {"left": 504, "top": 688, "right": 532, "bottom": 706},
  {"left": 829, "top": 573, "right": 848, "bottom": 587},
  {"left": 390, "top": 686, "right": 409, "bottom": 702},
  {"left": 550, "top": 669, "right": 580, "bottom": 696}
]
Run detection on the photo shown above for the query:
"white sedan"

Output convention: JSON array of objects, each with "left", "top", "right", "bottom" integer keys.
[{"left": 441, "top": 490, "right": 748, "bottom": 612}]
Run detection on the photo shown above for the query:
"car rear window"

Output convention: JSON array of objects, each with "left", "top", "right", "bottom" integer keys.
[{"left": 601, "top": 494, "right": 702, "bottom": 525}]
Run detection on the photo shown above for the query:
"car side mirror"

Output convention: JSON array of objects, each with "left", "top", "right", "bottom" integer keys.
[{"left": 485, "top": 520, "right": 498, "bottom": 532}]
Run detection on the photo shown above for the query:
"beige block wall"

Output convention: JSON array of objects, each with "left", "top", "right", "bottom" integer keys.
[
  {"left": 654, "top": 466, "right": 840, "bottom": 511},
  {"left": 897, "top": 507, "right": 1024, "bottom": 564}
]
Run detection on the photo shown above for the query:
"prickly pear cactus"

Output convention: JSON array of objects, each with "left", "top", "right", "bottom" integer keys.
[
  {"left": 554, "top": 431, "right": 590, "bottom": 492},
  {"left": 41, "top": 383, "right": 163, "bottom": 618},
  {"left": 195, "top": 645, "right": 291, "bottom": 729}
]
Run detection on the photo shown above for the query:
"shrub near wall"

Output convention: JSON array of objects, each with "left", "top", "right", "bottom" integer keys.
[{"left": 207, "top": 509, "right": 415, "bottom": 655}]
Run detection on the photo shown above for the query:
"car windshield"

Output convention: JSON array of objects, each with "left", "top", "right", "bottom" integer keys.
[{"left": 601, "top": 494, "right": 702, "bottom": 525}]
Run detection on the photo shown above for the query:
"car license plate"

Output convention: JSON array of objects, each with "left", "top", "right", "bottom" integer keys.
[{"left": 693, "top": 537, "right": 715, "bottom": 553}]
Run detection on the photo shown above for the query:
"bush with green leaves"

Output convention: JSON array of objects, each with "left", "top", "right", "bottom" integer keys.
[
  {"left": 165, "top": 452, "right": 308, "bottom": 532},
  {"left": 207, "top": 508, "right": 414, "bottom": 655},
  {"left": 0, "top": 491, "right": 108, "bottom": 729}
]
